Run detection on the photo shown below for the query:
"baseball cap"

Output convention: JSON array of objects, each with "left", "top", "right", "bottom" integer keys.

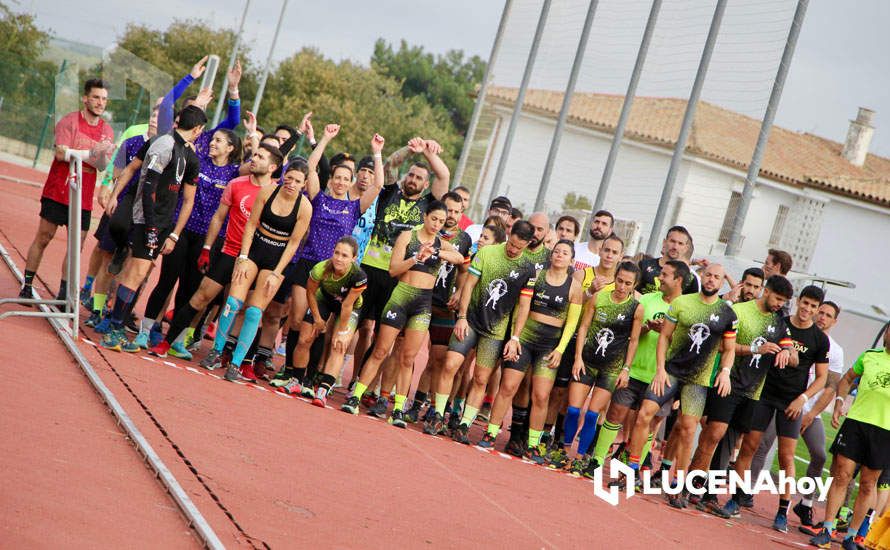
[
  {"left": 357, "top": 156, "right": 375, "bottom": 171},
  {"left": 489, "top": 196, "right": 512, "bottom": 211}
]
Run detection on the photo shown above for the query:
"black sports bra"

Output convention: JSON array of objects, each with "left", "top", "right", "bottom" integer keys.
[
  {"left": 259, "top": 184, "right": 302, "bottom": 240},
  {"left": 530, "top": 268, "right": 573, "bottom": 319},
  {"left": 405, "top": 229, "right": 442, "bottom": 275}
]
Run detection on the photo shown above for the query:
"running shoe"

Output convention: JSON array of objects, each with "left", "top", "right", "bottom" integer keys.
[
  {"left": 452, "top": 423, "right": 471, "bottom": 444},
  {"left": 422, "top": 406, "right": 435, "bottom": 424},
  {"left": 149, "top": 328, "right": 165, "bottom": 348},
  {"left": 698, "top": 499, "right": 726, "bottom": 516},
  {"left": 668, "top": 491, "right": 689, "bottom": 509},
  {"left": 253, "top": 357, "right": 274, "bottom": 381},
  {"left": 269, "top": 367, "right": 296, "bottom": 387},
  {"left": 477, "top": 403, "right": 491, "bottom": 423},
  {"left": 547, "top": 448, "right": 569, "bottom": 470},
  {"left": 836, "top": 509, "right": 852, "bottom": 532},
  {"left": 300, "top": 384, "right": 315, "bottom": 399},
  {"left": 840, "top": 536, "right": 860, "bottom": 550},
  {"left": 341, "top": 395, "right": 360, "bottom": 415},
  {"left": 477, "top": 432, "right": 497, "bottom": 449},
  {"left": 279, "top": 378, "right": 302, "bottom": 396},
  {"left": 100, "top": 328, "right": 128, "bottom": 351},
  {"left": 716, "top": 498, "right": 741, "bottom": 519},
  {"left": 798, "top": 525, "right": 823, "bottom": 537},
  {"left": 368, "top": 396, "right": 389, "bottom": 418},
  {"left": 581, "top": 458, "right": 601, "bottom": 479},
  {"left": 203, "top": 321, "right": 217, "bottom": 341},
  {"left": 852, "top": 535, "right": 866, "bottom": 547},
  {"left": 199, "top": 349, "right": 222, "bottom": 370},
  {"left": 737, "top": 492, "right": 754, "bottom": 508},
  {"left": 125, "top": 314, "right": 139, "bottom": 334},
  {"left": 526, "top": 446, "right": 548, "bottom": 466},
  {"left": 85, "top": 311, "right": 102, "bottom": 328},
  {"left": 79, "top": 287, "right": 92, "bottom": 310},
  {"left": 133, "top": 332, "right": 150, "bottom": 349},
  {"left": 94, "top": 316, "right": 115, "bottom": 335},
  {"left": 224, "top": 362, "right": 244, "bottom": 382},
  {"left": 169, "top": 341, "right": 193, "bottom": 360},
  {"left": 164, "top": 309, "right": 174, "bottom": 324},
  {"left": 148, "top": 341, "right": 170, "bottom": 358},
  {"left": 809, "top": 527, "right": 832, "bottom": 549},
  {"left": 793, "top": 501, "right": 815, "bottom": 527},
  {"left": 389, "top": 410, "right": 407, "bottom": 429},
  {"left": 185, "top": 333, "right": 202, "bottom": 353},
  {"left": 447, "top": 411, "right": 461, "bottom": 433},
  {"left": 423, "top": 412, "right": 446, "bottom": 435},
  {"left": 540, "top": 432, "right": 553, "bottom": 450},
  {"left": 240, "top": 363, "right": 258, "bottom": 383},
  {"left": 312, "top": 388, "right": 328, "bottom": 408},
  {"left": 505, "top": 436, "right": 524, "bottom": 458},
  {"left": 55, "top": 285, "right": 67, "bottom": 302},
  {"left": 18, "top": 286, "right": 32, "bottom": 300},
  {"left": 772, "top": 512, "right": 788, "bottom": 533},
  {"left": 361, "top": 392, "right": 378, "bottom": 409},
  {"left": 568, "top": 457, "right": 589, "bottom": 477},
  {"left": 403, "top": 405, "right": 421, "bottom": 424}
]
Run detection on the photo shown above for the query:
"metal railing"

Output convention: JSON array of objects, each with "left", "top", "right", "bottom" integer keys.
[{"left": 0, "top": 156, "right": 82, "bottom": 337}]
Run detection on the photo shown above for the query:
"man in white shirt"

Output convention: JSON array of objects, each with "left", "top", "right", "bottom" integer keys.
[
  {"left": 792, "top": 301, "right": 846, "bottom": 527},
  {"left": 574, "top": 209, "right": 613, "bottom": 270},
  {"left": 465, "top": 195, "right": 511, "bottom": 245}
]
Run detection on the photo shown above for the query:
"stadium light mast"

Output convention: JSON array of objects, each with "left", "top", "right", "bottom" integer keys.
[
  {"left": 646, "top": 0, "right": 727, "bottom": 256},
  {"left": 212, "top": 0, "right": 251, "bottom": 129},
  {"left": 724, "top": 0, "right": 809, "bottom": 256}
]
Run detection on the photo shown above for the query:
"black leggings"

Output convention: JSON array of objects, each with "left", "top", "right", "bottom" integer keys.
[{"left": 144, "top": 229, "right": 206, "bottom": 321}]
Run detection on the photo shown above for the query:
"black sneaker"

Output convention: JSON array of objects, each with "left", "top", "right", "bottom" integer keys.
[
  {"left": 668, "top": 491, "right": 689, "bottom": 509},
  {"left": 447, "top": 411, "right": 461, "bottom": 433},
  {"left": 423, "top": 412, "right": 445, "bottom": 435},
  {"left": 505, "top": 436, "right": 524, "bottom": 457},
  {"left": 108, "top": 246, "right": 128, "bottom": 275},
  {"left": 477, "top": 432, "right": 497, "bottom": 449},
  {"left": 18, "top": 285, "right": 33, "bottom": 301},
  {"left": 526, "top": 446, "right": 548, "bottom": 466},
  {"left": 793, "top": 501, "right": 814, "bottom": 527},
  {"left": 737, "top": 492, "right": 754, "bottom": 508},
  {"left": 125, "top": 314, "right": 139, "bottom": 334},
  {"left": 55, "top": 285, "right": 67, "bottom": 302},
  {"left": 389, "top": 409, "right": 407, "bottom": 429},
  {"left": 452, "top": 423, "right": 471, "bottom": 444},
  {"left": 367, "top": 396, "right": 389, "bottom": 418},
  {"left": 341, "top": 396, "right": 360, "bottom": 415},
  {"left": 404, "top": 405, "right": 421, "bottom": 424},
  {"left": 582, "top": 458, "right": 602, "bottom": 479}
]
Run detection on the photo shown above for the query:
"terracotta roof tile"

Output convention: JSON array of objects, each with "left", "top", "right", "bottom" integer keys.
[{"left": 485, "top": 86, "right": 890, "bottom": 207}]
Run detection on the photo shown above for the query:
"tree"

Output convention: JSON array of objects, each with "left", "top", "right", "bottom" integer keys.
[
  {"left": 562, "top": 192, "right": 592, "bottom": 211},
  {"left": 371, "top": 39, "right": 486, "bottom": 135}
]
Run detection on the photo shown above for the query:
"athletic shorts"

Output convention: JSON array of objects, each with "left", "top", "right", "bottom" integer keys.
[
  {"left": 612, "top": 377, "right": 650, "bottom": 410},
  {"left": 291, "top": 257, "right": 315, "bottom": 288},
  {"left": 704, "top": 388, "right": 757, "bottom": 433},
  {"left": 429, "top": 306, "right": 456, "bottom": 346},
  {"left": 206, "top": 251, "right": 237, "bottom": 286},
  {"left": 576, "top": 346, "right": 622, "bottom": 393},
  {"left": 749, "top": 399, "right": 802, "bottom": 439},
  {"left": 94, "top": 213, "right": 116, "bottom": 253},
  {"left": 503, "top": 319, "right": 561, "bottom": 381},
  {"left": 448, "top": 322, "right": 505, "bottom": 370},
  {"left": 304, "top": 295, "right": 360, "bottom": 333},
  {"left": 247, "top": 233, "right": 288, "bottom": 272},
  {"left": 830, "top": 417, "right": 890, "bottom": 471},
  {"left": 359, "top": 264, "right": 397, "bottom": 323},
  {"left": 39, "top": 197, "right": 90, "bottom": 232},
  {"left": 379, "top": 282, "right": 432, "bottom": 332},
  {"left": 555, "top": 336, "right": 577, "bottom": 388},
  {"left": 879, "top": 466, "right": 890, "bottom": 488},
  {"left": 643, "top": 373, "right": 709, "bottom": 418},
  {"left": 129, "top": 223, "right": 171, "bottom": 261},
  {"left": 272, "top": 261, "right": 300, "bottom": 304}
]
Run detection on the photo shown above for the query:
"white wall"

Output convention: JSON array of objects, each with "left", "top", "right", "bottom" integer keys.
[{"left": 674, "top": 162, "right": 736, "bottom": 255}]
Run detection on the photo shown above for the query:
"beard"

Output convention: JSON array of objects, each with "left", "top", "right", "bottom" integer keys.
[
  {"left": 590, "top": 228, "right": 607, "bottom": 241},
  {"left": 701, "top": 287, "right": 719, "bottom": 297}
]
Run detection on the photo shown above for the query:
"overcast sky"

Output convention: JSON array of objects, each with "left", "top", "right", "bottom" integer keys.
[{"left": 21, "top": 0, "right": 890, "bottom": 157}]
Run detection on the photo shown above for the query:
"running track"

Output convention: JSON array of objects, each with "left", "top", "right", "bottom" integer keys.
[{"left": 0, "top": 160, "right": 826, "bottom": 548}]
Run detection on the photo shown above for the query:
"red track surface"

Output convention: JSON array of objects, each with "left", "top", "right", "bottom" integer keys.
[{"left": 1, "top": 160, "right": 826, "bottom": 548}]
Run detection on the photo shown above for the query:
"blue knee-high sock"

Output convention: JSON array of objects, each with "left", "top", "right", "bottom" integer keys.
[
  {"left": 563, "top": 406, "right": 581, "bottom": 447},
  {"left": 110, "top": 285, "right": 137, "bottom": 328},
  {"left": 232, "top": 306, "right": 262, "bottom": 367},
  {"left": 214, "top": 296, "right": 243, "bottom": 352},
  {"left": 577, "top": 411, "right": 600, "bottom": 456}
]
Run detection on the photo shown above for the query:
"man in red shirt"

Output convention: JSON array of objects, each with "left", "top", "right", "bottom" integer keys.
[
  {"left": 453, "top": 185, "right": 474, "bottom": 230},
  {"left": 20, "top": 79, "right": 115, "bottom": 301}
]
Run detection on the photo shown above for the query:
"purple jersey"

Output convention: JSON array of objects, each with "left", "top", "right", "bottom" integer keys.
[
  {"left": 297, "top": 192, "right": 361, "bottom": 263},
  {"left": 184, "top": 152, "right": 241, "bottom": 235},
  {"left": 114, "top": 134, "right": 147, "bottom": 196}
]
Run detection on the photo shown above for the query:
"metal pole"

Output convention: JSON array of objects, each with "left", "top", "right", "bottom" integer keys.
[
  {"left": 67, "top": 156, "right": 82, "bottom": 338},
  {"left": 487, "top": 0, "right": 552, "bottom": 207},
  {"left": 252, "top": 0, "right": 289, "bottom": 118},
  {"left": 724, "top": 0, "right": 808, "bottom": 256},
  {"left": 453, "top": 0, "right": 513, "bottom": 188},
  {"left": 212, "top": 0, "right": 251, "bottom": 128},
  {"left": 646, "top": 0, "right": 727, "bottom": 255},
  {"left": 593, "top": 0, "right": 662, "bottom": 212},
  {"left": 128, "top": 87, "right": 145, "bottom": 128},
  {"left": 34, "top": 59, "right": 67, "bottom": 168},
  {"left": 535, "top": 0, "right": 600, "bottom": 212}
]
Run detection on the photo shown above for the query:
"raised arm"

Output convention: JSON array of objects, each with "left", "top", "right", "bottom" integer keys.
[
  {"left": 422, "top": 139, "right": 450, "bottom": 200},
  {"left": 216, "top": 59, "right": 242, "bottom": 131},
  {"left": 158, "top": 57, "right": 205, "bottom": 134},
  {"left": 307, "top": 124, "right": 339, "bottom": 200},
  {"left": 360, "top": 133, "right": 386, "bottom": 213}
]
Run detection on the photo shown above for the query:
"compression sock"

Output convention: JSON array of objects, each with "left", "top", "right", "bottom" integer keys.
[
  {"left": 592, "top": 421, "right": 621, "bottom": 464},
  {"left": 778, "top": 499, "right": 790, "bottom": 516},
  {"left": 640, "top": 433, "right": 655, "bottom": 465},
  {"left": 577, "top": 411, "right": 600, "bottom": 456},
  {"left": 285, "top": 329, "right": 299, "bottom": 368},
  {"left": 452, "top": 397, "right": 465, "bottom": 416},
  {"left": 232, "top": 306, "right": 262, "bottom": 366},
  {"left": 460, "top": 405, "right": 479, "bottom": 426},
  {"left": 487, "top": 423, "right": 500, "bottom": 438},
  {"left": 411, "top": 391, "right": 428, "bottom": 410},
  {"left": 23, "top": 270, "right": 35, "bottom": 291},
  {"left": 140, "top": 317, "right": 154, "bottom": 336},
  {"left": 856, "top": 510, "right": 874, "bottom": 539},
  {"left": 83, "top": 275, "right": 94, "bottom": 291},
  {"left": 255, "top": 345, "right": 272, "bottom": 366},
  {"left": 393, "top": 394, "right": 407, "bottom": 412},
  {"left": 317, "top": 373, "right": 336, "bottom": 400},
  {"left": 563, "top": 406, "right": 581, "bottom": 447},
  {"left": 214, "top": 296, "right": 243, "bottom": 351},
  {"left": 628, "top": 454, "right": 641, "bottom": 471},
  {"left": 822, "top": 520, "right": 835, "bottom": 532},
  {"left": 352, "top": 382, "right": 368, "bottom": 400},
  {"left": 93, "top": 292, "right": 108, "bottom": 314},
  {"left": 435, "top": 393, "right": 449, "bottom": 416},
  {"left": 110, "top": 285, "right": 137, "bottom": 328},
  {"left": 528, "top": 428, "right": 543, "bottom": 448},
  {"left": 510, "top": 406, "right": 530, "bottom": 439}
]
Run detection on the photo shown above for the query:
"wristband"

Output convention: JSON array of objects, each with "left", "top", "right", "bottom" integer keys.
[
  {"left": 835, "top": 396, "right": 845, "bottom": 403},
  {"left": 337, "top": 330, "right": 350, "bottom": 335},
  {"left": 203, "top": 244, "right": 211, "bottom": 250},
  {"left": 373, "top": 153, "right": 383, "bottom": 160},
  {"left": 237, "top": 254, "right": 249, "bottom": 262},
  {"left": 510, "top": 335, "right": 520, "bottom": 342},
  {"left": 721, "top": 367, "right": 731, "bottom": 373},
  {"left": 168, "top": 233, "right": 179, "bottom": 242},
  {"left": 622, "top": 365, "right": 630, "bottom": 373},
  {"left": 456, "top": 314, "right": 466, "bottom": 320}
]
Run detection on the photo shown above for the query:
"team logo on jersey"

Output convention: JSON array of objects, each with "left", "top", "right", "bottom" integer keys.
[
  {"left": 617, "top": 313, "right": 626, "bottom": 321},
  {"left": 709, "top": 314, "right": 720, "bottom": 323},
  {"left": 597, "top": 310, "right": 608, "bottom": 322},
  {"left": 749, "top": 336, "right": 767, "bottom": 368},
  {"left": 871, "top": 373, "right": 890, "bottom": 390},
  {"left": 555, "top": 295, "right": 564, "bottom": 304},
  {"left": 436, "top": 263, "right": 454, "bottom": 288},
  {"left": 486, "top": 279, "right": 508, "bottom": 309},
  {"left": 385, "top": 310, "right": 398, "bottom": 320},
  {"left": 595, "top": 328, "right": 615, "bottom": 356},
  {"left": 689, "top": 323, "right": 711, "bottom": 354},
  {"left": 175, "top": 156, "right": 186, "bottom": 184},
  {"left": 535, "top": 262, "right": 545, "bottom": 270},
  {"left": 767, "top": 324, "right": 775, "bottom": 334},
  {"left": 239, "top": 195, "right": 251, "bottom": 218},
  {"left": 509, "top": 270, "right": 520, "bottom": 280}
]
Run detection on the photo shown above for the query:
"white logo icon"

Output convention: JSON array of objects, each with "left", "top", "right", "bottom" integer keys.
[
  {"left": 509, "top": 270, "right": 520, "bottom": 280},
  {"left": 385, "top": 311, "right": 397, "bottom": 320},
  {"left": 535, "top": 262, "right": 544, "bottom": 270},
  {"left": 436, "top": 263, "right": 454, "bottom": 288},
  {"left": 595, "top": 328, "right": 615, "bottom": 356},
  {"left": 767, "top": 324, "right": 775, "bottom": 334},
  {"left": 689, "top": 323, "right": 711, "bottom": 354},
  {"left": 710, "top": 314, "right": 720, "bottom": 323},
  {"left": 617, "top": 313, "right": 626, "bottom": 321},
  {"left": 749, "top": 336, "right": 768, "bottom": 368},
  {"left": 554, "top": 295, "right": 564, "bottom": 304},
  {"left": 486, "top": 279, "right": 508, "bottom": 309}
]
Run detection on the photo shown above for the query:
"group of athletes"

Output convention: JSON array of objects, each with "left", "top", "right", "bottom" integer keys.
[{"left": 15, "top": 59, "right": 890, "bottom": 549}]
